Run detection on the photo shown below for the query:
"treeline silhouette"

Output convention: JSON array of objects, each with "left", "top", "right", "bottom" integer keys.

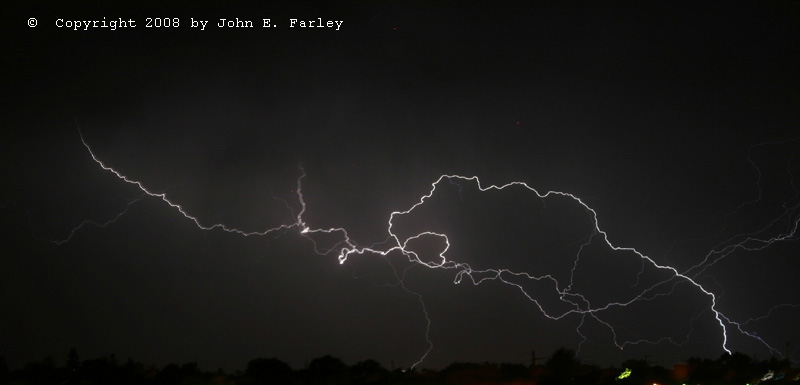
[{"left": 0, "top": 348, "right": 796, "bottom": 385}]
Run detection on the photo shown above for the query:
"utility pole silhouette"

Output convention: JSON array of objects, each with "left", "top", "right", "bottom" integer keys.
[{"left": 531, "top": 350, "right": 544, "bottom": 367}]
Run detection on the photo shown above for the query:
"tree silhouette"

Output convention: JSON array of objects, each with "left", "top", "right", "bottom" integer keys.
[
  {"left": 66, "top": 348, "right": 79, "bottom": 373},
  {"left": 308, "top": 355, "right": 348, "bottom": 385},
  {"left": 350, "top": 359, "right": 388, "bottom": 384},
  {"left": 246, "top": 357, "right": 292, "bottom": 385},
  {"left": 719, "top": 352, "right": 757, "bottom": 384},
  {"left": 0, "top": 348, "right": 796, "bottom": 385},
  {"left": 0, "top": 356, "right": 7, "bottom": 382},
  {"left": 541, "top": 348, "right": 579, "bottom": 385},
  {"left": 154, "top": 362, "right": 200, "bottom": 384}
]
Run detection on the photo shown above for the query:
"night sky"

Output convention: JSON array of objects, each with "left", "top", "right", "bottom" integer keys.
[{"left": 3, "top": 0, "right": 800, "bottom": 372}]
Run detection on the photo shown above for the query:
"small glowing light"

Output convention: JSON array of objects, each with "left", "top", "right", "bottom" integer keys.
[{"left": 617, "top": 368, "right": 631, "bottom": 380}]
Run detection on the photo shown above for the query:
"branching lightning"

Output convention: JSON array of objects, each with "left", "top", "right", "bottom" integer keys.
[
  {"left": 78, "top": 129, "right": 298, "bottom": 238},
  {"left": 3, "top": 196, "right": 144, "bottom": 245},
  {"left": 49, "top": 130, "right": 800, "bottom": 368},
  {"left": 53, "top": 196, "right": 145, "bottom": 245}
]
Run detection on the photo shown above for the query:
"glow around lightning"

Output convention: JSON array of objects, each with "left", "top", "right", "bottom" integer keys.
[{"left": 75, "top": 130, "right": 799, "bottom": 368}]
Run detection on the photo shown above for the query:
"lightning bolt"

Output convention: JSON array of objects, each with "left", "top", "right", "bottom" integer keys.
[
  {"left": 331, "top": 174, "right": 738, "bottom": 355},
  {"left": 60, "top": 129, "right": 799, "bottom": 368},
  {"left": 2, "top": 197, "right": 144, "bottom": 245},
  {"left": 78, "top": 128, "right": 298, "bottom": 238}
]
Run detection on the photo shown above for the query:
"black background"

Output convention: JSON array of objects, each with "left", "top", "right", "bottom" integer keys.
[{"left": 3, "top": 0, "right": 799, "bottom": 372}]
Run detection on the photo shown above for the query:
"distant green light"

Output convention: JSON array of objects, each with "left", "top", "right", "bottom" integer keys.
[{"left": 617, "top": 368, "right": 631, "bottom": 380}]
